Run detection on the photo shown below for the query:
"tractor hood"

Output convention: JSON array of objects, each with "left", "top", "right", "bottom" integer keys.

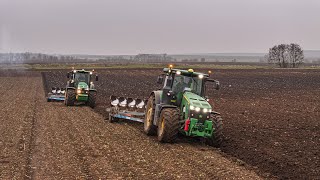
[
  {"left": 183, "top": 91, "right": 212, "bottom": 109},
  {"left": 77, "top": 82, "right": 89, "bottom": 89}
]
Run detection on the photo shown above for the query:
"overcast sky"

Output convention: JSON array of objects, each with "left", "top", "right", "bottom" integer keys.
[{"left": 0, "top": 0, "right": 319, "bottom": 55}]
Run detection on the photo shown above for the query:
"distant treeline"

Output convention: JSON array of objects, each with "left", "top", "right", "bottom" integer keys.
[
  {"left": 0, "top": 52, "right": 80, "bottom": 64},
  {"left": 0, "top": 52, "right": 177, "bottom": 64}
]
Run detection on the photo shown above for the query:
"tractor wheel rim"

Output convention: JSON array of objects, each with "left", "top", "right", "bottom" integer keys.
[
  {"left": 146, "top": 108, "right": 152, "bottom": 127},
  {"left": 159, "top": 117, "right": 165, "bottom": 136}
]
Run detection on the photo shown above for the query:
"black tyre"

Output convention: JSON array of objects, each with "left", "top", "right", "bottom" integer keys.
[
  {"left": 88, "top": 91, "right": 97, "bottom": 108},
  {"left": 206, "top": 114, "right": 223, "bottom": 147},
  {"left": 157, "top": 108, "right": 180, "bottom": 143},
  {"left": 66, "top": 89, "right": 76, "bottom": 106},
  {"left": 144, "top": 95, "right": 157, "bottom": 135}
]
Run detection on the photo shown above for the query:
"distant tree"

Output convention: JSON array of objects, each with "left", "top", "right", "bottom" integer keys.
[
  {"left": 268, "top": 43, "right": 304, "bottom": 68},
  {"left": 287, "top": 43, "right": 304, "bottom": 68}
]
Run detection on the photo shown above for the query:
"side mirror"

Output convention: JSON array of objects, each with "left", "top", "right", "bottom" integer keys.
[
  {"left": 157, "top": 75, "right": 164, "bottom": 84},
  {"left": 214, "top": 81, "right": 220, "bottom": 90},
  {"left": 95, "top": 75, "right": 98, "bottom": 81},
  {"left": 67, "top": 73, "right": 70, "bottom": 78}
]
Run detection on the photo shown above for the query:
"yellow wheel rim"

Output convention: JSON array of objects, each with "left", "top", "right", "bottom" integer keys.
[
  {"left": 159, "top": 117, "right": 165, "bottom": 135},
  {"left": 146, "top": 108, "right": 152, "bottom": 127}
]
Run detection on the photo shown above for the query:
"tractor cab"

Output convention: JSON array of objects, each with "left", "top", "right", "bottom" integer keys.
[
  {"left": 157, "top": 66, "right": 220, "bottom": 106},
  {"left": 67, "top": 69, "right": 98, "bottom": 88}
]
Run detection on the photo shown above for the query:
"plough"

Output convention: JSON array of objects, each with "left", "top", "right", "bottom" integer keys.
[
  {"left": 107, "top": 95, "right": 147, "bottom": 123},
  {"left": 47, "top": 87, "right": 65, "bottom": 102}
]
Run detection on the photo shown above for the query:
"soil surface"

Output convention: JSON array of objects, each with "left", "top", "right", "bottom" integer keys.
[
  {"left": 0, "top": 70, "right": 261, "bottom": 179},
  {"left": 42, "top": 68, "right": 320, "bottom": 179}
]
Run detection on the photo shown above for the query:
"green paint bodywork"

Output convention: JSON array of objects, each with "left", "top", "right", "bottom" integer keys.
[
  {"left": 76, "top": 81, "right": 89, "bottom": 101},
  {"left": 186, "top": 118, "right": 213, "bottom": 137},
  {"left": 77, "top": 94, "right": 88, "bottom": 101},
  {"left": 180, "top": 92, "right": 213, "bottom": 137}
]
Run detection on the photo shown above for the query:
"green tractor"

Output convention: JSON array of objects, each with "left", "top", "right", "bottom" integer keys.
[
  {"left": 144, "top": 65, "right": 223, "bottom": 147},
  {"left": 65, "top": 69, "right": 98, "bottom": 108}
]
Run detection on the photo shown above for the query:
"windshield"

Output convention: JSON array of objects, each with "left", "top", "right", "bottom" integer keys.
[
  {"left": 74, "top": 72, "right": 90, "bottom": 83},
  {"left": 172, "top": 74, "right": 203, "bottom": 95}
]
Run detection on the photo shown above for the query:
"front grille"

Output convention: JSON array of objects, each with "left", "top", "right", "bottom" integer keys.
[{"left": 190, "top": 110, "right": 210, "bottom": 123}]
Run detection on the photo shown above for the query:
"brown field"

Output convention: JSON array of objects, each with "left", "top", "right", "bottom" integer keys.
[
  {"left": 1, "top": 69, "right": 260, "bottom": 179},
  {"left": 43, "top": 68, "right": 320, "bottom": 179},
  {"left": 1, "top": 68, "right": 319, "bottom": 179}
]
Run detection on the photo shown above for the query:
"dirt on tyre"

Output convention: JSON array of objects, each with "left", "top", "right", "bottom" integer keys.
[
  {"left": 88, "top": 91, "right": 97, "bottom": 108},
  {"left": 206, "top": 114, "right": 223, "bottom": 147},
  {"left": 66, "top": 89, "right": 76, "bottom": 106},
  {"left": 144, "top": 95, "right": 157, "bottom": 135},
  {"left": 157, "top": 108, "right": 180, "bottom": 143}
]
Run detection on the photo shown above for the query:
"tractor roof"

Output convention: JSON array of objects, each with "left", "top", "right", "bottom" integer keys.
[
  {"left": 72, "top": 69, "right": 93, "bottom": 73},
  {"left": 163, "top": 68, "right": 209, "bottom": 77}
]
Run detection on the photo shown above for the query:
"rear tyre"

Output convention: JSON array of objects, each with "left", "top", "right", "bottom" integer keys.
[
  {"left": 206, "top": 114, "right": 223, "bottom": 147},
  {"left": 88, "top": 91, "right": 97, "bottom": 108},
  {"left": 144, "top": 95, "right": 157, "bottom": 135},
  {"left": 66, "top": 89, "right": 76, "bottom": 106},
  {"left": 157, "top": 108, "right": 180, "bottom": 143}
]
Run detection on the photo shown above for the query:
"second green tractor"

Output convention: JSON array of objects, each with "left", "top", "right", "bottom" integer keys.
[{"left": 65, "top": 69, "right": 98, "bottom": 108}]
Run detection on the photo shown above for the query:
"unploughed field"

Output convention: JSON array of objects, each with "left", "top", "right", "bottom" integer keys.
[{"left": 43, "top": 68, "right": 320, "bottom": 179}]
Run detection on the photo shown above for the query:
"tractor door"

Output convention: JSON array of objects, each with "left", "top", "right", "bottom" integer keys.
[{"left": 161, "top": 74, "right": 173, "bottom": 104}]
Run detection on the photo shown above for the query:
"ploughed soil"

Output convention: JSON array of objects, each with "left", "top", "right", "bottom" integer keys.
[
  {"left": 42, "top": 68, "right": 320, "bottom": 179},
  {"left": 0, "top": 70, "right": 261, "bottom": 179}
]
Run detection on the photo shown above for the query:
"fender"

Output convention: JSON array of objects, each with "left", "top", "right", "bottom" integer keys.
[
  {"left": 150, "top": 90, "right": 162, "bottom": 125},
  {"left": 210, "top": 111, "right": 221, "bottom": 115},
  {"left": 150, "top": 90, "right": 162, "bottom": 105}
]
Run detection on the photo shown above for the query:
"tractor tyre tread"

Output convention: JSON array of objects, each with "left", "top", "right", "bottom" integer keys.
[
  {"left": 144, "top": 95, "right": 157, "bottom": 135},
  {"left": 88, "top": 91, "right": 97, "bottom": 108},
  {"left": 158, "top": 108, "right": 180, "bottom": 143},
  {"left": 206, "top": 114, "right": 223, "bottom": 147},
  {"left": 66, "top": 89, "right": 76, "bottom": 106}
]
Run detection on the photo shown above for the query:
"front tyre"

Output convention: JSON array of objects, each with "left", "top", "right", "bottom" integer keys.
[
  {"left": 66, "top": 89, "right": 76, "bottom": 106},
  {"left": 87, "top": 91, "right": 97, "bottom": 108},
  {"left": 157, "top": 108, "right": 180, "bottom": 143},
  {"left": 206, "top": 114, "right": 223, "bottom": 147}
]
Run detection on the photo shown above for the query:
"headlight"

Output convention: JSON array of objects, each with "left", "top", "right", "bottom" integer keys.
[
  {"left": 208, "top": 109, "right": 212, "bottom": 113},
  {"left": 195, "top": 107, "right": 200, "bottom": 112},
  {"left": 190, "top": 105, "right": 195, "bottom": 110},
  {"left": 77, "top": 89, "right": 81, "bottom": 94},
  {"left": 203, "top": 108, "right": 208, "bottom": 113}
]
